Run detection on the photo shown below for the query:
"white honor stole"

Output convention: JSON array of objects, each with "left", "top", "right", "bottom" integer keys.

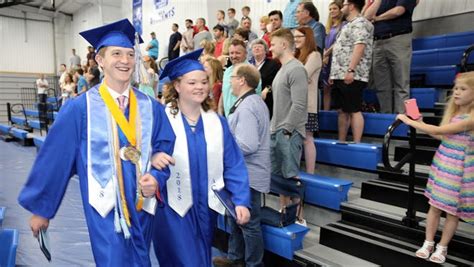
[
  {"left": 165, "top": 106, "right": 226, "bottom": 217},
  {"left": 86, "top": 88, "right": 157, "bottom": 219}
]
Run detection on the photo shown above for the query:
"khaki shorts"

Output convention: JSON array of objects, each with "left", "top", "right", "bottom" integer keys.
[{"left": 270, "top": 129, "right": 303, "bottom": 179}]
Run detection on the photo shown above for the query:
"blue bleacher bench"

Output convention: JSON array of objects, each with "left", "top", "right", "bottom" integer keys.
[
  {"left": 411, "top": 65, "right": 458, "bottom": 86},
  {"left": 28, "top": 120, "right": 41, "bottom": 130},
  {"left": 10, "top": 117, "right": 27, "bottom": 126},
  {"left": 0, "top": 207, "right": 5, "bottom": 227},
  {"left": 412, "top": 46, "right": 470, "bottom": 67},
  {"left": 410, "top": 88, "right": 439, "bottom": 109},
  {"left": 0, "top": 124, "right": 11, "bottom": 135},
  {"left": 24, "top": 109, "right": 39, "bottom": 117},
  {"left": 261, "top": 224, "right": 309, "bottom": 260},
  {"left": 299, "top": 172, "right": 352, "bottom": 211},
  {"left": 315, "top": 139, "right": 382, "bottom": 171},
  {"left": 364, "top": 88, "right": 439, "bottom": 109},
  {"left": 0, "top": 229, "right": 19, "bottom": 267},
  {"left": 217, "top": 215, "right": 310, "bottom": 260},
  {"left": 412, "top": 31, "right": 474, "bottom": 50},
  {"left": 319, "top": 111, "right": 408, "bottom": 137},
  {"left": 10, "top": 128, "right": 28, "bottom": 140},
  {"left": 33, "top": 136, "right": 45, "bottom": 151}
]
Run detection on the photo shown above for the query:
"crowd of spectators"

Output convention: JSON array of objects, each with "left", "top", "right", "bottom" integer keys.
[{"left": 41, "top": 1, "right": 417, "bottom": 264}]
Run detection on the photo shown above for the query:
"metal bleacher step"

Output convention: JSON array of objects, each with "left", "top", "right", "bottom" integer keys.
[
  {"left": 319, "top": 221, "right": 469, "bottom": 266},
  {"left": 394, "top": 145, "right": 436, "bottom": 165},
  {"left": 338, "top": 198, "right": 474, "bottom": 264},
  {"left": 360, "top": 179, "right": 429, "bottom": 213},
  {"left": 376, "top": 166, "right": 429, "bottom": 186},
  {"left": 294, "top": 243, "right": 379, "bottom": 267}
]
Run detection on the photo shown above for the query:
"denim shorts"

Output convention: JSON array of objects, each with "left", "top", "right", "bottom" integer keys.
[{"left": 270, "top": 129, "right": 303, "bottom": 179}]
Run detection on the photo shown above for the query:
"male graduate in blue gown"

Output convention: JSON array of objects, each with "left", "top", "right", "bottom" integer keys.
[
  {"left": 150, "top": 50, "right": 251, "bottom": 267},
  {"left": 18, "top": 19, "right": 175, "bottom": 266}
]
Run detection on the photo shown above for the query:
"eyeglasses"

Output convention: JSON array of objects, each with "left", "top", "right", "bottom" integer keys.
[{"left": 230, "top": 75, "right": 242, "bottom": 79}]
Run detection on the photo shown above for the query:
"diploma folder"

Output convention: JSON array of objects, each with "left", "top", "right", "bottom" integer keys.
[
  {"left": 212, "top": 186, "right": 237, "bottom": 219},
  {"left": 37, "top": 228, "right": 51, "bottom": 262}
]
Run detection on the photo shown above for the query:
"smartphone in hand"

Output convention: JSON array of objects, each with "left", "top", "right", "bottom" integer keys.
[
  {"left": 37, "top": 228, "right": 51, "bottom": 262},
  {"left": 404, "top": 99, "right": 422, "bottom": 120}
]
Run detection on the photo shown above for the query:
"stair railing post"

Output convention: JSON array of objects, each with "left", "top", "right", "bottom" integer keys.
[{"left": 402, "top": 126, "right": 418, "bottom": 227}]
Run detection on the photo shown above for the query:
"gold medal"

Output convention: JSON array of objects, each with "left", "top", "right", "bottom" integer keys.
[{"left": 120, "top": 146, "right": 141, "bottom": 164}]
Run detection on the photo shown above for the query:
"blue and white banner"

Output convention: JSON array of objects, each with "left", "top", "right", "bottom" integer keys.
[
  {"left": 150, "top": 0, "right": 175, "bottom": 24},
  {"left": 132, "top": 0, "right": 143, "bottom": 35}
]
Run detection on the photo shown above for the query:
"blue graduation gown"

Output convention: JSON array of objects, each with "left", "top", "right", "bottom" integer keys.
[
  {"left": 153, "top": 114, "right": 250, "bottom": 267},
  {"left": 18, "top": 87, "right": 175, "bottom": 267}
]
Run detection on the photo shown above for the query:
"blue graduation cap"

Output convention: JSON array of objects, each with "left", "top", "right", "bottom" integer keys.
[
  {"left": 79, "top": 19, "right": 143, "bottom": 52},
  {"left": 160, "top": 49, "right": 205, "bottom": 81}
]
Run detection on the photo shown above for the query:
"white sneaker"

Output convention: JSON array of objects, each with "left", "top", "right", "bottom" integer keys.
[{"left": 295, "top": 219, "right": 307, "bottom": 227}]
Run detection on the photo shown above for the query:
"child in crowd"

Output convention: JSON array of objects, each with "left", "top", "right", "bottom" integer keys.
[{"left": 397, "top": 72, "right": 474, "bottom": 264}]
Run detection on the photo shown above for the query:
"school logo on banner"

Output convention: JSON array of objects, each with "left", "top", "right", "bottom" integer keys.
[{"left": 151, "top": 0, "right": 175, "bottom": 24}]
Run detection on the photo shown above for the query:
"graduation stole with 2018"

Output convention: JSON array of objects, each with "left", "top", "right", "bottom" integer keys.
[
  {"left": 164, "top": 105, "right": 226, "bottom": 217},
  {"left": 87, "top": 83, "right": 154, "bottom": 239}
]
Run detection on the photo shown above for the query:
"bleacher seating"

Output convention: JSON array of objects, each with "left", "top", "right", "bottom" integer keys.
[
  {"left": 411, "top": 65, "right": 458, "bottom": 86},
  {"left": 33, "top": 136, "right": 45, "bottom": 151},
  {"left": 319, "top": 111, "right": 409, "bottom": 137},
  {"left": 412, "top": 46, "right": 469, "bottom": 67},
  {"left": 0, "top": 124, "right": 11, "bottom": 136},
  {"left": 299, "top": 172, "right": 352, "bottom": 211},
  {"left": 314, "top": 138, "right": 382, "bottom": 171},
  {"left": 412, "top": 31, "right": 474, "bottom": 50},
  {"left": 363, "top": 88, "right": 439, "bottom": 109},
  {"left": 0, "top": 229, "right": 19, "bottom": 267},
  {"left": 216, "top": 215, "right": 309, "bottom": 260},
  {"left": 10, "top": 117, "right": 27, "bottom": 126}
]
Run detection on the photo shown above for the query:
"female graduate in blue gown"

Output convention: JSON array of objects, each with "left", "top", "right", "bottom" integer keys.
[
  {"left": 17, "top": 19, "right": 175, "bottom": 266},
  {"left": 151, "top": 49, "right": 251, "bottom": 267}
]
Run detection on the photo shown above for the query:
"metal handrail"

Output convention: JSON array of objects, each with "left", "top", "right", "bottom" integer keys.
[
  {"left": 460, "top": 44, "right": 474, "bottom": 73},
  {"left": 383, "top": 119, "right": 419, "bottom": 227}
]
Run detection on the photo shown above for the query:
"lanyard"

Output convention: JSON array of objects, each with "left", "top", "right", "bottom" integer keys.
[
  {"left": 99, "top": 82, "right": 137, "bottom": 147},
  {"left": 228, "top": 89, "right": 256, "bottom": 115}
]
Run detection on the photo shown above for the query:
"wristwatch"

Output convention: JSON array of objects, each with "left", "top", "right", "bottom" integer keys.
[{"left": 347, "top": 68, "right": 355, "bottom": 73}]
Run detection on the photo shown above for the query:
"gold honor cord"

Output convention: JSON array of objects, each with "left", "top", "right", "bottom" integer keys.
[
  {"left": 99, "top": 82, "right": 143, "bottom": 212},
  {"left": 99, "top": 82, "right": 137, "bottom": 147}
]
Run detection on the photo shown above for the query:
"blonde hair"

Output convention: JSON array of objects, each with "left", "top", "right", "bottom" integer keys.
[
  {"left": 260, "top": 15, "right": 270, "bottom": 25},
  {"left": 325, "top": 1, "right": 344, "bottom": 34},
  {"left": 440, "top": 71, "right": 474, "bottom": 126},
  {"left": 200, "top": 40, "right": 215, "bottom": 55}
]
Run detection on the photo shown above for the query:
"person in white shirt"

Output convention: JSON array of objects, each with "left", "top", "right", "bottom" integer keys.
[{"left": 36, "top": 74, "right": 49, "bottom": 103}]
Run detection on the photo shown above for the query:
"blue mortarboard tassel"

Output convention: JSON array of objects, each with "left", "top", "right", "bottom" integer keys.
[
  {"left": 159, "top": 49, "right": 205, "bottom": 81},
  {"left": 79, "top": 19, "right": 144, "bottom": 52}
]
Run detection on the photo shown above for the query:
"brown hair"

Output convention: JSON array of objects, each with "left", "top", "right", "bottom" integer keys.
[
  {"left": 164, "top": 79, "right": 215, "bottom": 116},
  {"left": 294, "top": 27, "right": 317, "bottom": 64},
  {"left": 235, "top": 64, "right": 261, "bottom": 89},
  {"left": 205, "top": 57, "right": 223, "bottom": 88}
]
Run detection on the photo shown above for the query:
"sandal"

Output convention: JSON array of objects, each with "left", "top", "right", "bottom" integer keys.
[
  {"left": 415, "top": 240, "right": 435, "bottom": 259},
  {"left": 429, "top": 244, "right": 448, "bottom": 264}
]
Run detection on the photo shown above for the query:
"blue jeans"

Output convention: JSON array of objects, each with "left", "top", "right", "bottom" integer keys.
[{"left": 227, "top": 189, "right": 264, "bottom": 267}]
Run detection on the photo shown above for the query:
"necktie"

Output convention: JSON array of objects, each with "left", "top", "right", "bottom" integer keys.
[{"left": 117, "top": 95, "right": 127, "bottom": 113}]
